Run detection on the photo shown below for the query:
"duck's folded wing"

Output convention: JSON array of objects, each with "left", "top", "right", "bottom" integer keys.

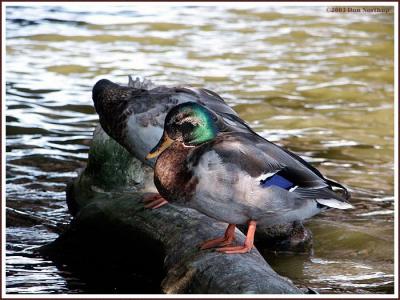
[
  {"left": 249, "top": 134, "right": 351, "bottom": 202},
  {"left": 207, "top": 132, "right": 327, "bottom": 187},
  {"left": 192, "top": 132, "right": 352, "bottom": 209}
]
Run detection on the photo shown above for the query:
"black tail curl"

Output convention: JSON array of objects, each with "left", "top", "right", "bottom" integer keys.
[{"left": 326, "top": 179, "right": 351, "bottom": 200}]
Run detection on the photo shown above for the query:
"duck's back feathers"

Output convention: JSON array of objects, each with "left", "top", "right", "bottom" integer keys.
[
  {"left": 126, "top": 75, "right": 234, "bottom": 116},
  {"left": 175, "top": 87, "right": 237, "bottom": 116}
]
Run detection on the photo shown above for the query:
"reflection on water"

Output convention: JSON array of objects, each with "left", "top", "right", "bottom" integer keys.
[{"left": 5, "top": 4, "right": 394, "bottom": 294}]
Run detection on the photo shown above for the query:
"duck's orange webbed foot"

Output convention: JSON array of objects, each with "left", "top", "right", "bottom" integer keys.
[
  {"left": 216, "top": 220, "right": 256, "bottom": 254},
  {"left": 199, "top": 224, "right": 236, "bottom": 250},
  {"left": 143, "top": 193, "right": 168, "bottom": 209},
  {"left": 215, "top": 244, "right": 253, "bottom": 254}
]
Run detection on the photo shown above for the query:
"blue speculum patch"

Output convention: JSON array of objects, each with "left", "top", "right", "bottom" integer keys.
[{"left": 260, "top": 174, "right": 293, "bottom": 190}]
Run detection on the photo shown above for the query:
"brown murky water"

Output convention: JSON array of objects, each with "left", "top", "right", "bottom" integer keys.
[{"left": 5, "top": 4, "right": 395, "bottom": 294}]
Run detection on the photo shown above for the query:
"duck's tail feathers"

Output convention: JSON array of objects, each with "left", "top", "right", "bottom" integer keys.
[
  {"left": 295, "top": 187, "right": 353, "bottom": 210},
  {"left": 316, "top": 198, "right": 353, "bottom": 209},
  {"left": 326, "top": 179, "right": 351, "bottom": 200}
]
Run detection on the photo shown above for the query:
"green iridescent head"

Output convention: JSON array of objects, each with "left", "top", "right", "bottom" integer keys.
[
  {"left": 146, "top": 102, "right": 219, "bottom": 160},
  {"left": 164, "top": 102, "right": 218, "bottom": 146}
]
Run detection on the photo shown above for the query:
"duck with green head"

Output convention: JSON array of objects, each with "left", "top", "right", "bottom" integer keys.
[
  {"left": 146, "top": 102, "right": 352, "bottom": 254},
  {"left": 92, "top": 76, "right": 254, "bottom": 208}
]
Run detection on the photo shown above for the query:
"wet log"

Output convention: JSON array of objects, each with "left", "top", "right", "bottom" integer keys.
[{"left": 40, "top": 126, "right": 304, "bottom": 294}]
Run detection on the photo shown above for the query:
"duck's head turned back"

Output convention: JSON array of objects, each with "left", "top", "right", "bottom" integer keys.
[{"left": 92, "top": 79, "right": 132, "bottom": 114}]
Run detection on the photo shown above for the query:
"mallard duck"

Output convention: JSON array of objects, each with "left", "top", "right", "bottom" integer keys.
[
  {"left": 92, "top": 76, "right": 253, "bottom": 166},
  {"left": 146, "top": 102, "right": 352, "bottom": 254},
  {"left": 92, "top": 76, "right": 253, "bottom": 208}
]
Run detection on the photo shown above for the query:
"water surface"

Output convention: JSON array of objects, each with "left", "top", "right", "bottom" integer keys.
[{"left": 5, "top": 4, "right": 395, "bottom": 294}]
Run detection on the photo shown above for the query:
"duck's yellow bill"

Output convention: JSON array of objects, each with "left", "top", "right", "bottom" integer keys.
[{"left": 146, "top": 133, "right": 174, "bottom": 160}]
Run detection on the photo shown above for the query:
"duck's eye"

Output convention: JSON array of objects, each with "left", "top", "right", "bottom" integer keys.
[{"left": 179, "top": 121, "right": 195, "bottom": 134}]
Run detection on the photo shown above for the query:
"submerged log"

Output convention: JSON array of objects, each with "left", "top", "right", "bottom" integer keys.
[{"left": 40, "top": 126, "right": 305, "bottom": 294}]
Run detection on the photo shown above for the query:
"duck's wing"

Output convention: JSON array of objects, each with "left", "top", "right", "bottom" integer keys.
[
  {"left": 189, "top": 132, "right": 352, "bottom": 209},
  {"left": 262, "top": 137, "right": 351, "bottom": 200}
]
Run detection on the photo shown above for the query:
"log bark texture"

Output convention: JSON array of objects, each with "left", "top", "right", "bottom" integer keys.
[{"left": 40, "top": 126, "right": 304, "bottom": 294}]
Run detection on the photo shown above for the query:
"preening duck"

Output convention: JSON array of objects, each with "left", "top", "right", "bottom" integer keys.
[
  {"left": 146, "top": 102, "right": 352, "bottom": 254},
  {"left": 92, "top": 76, "right": 253, "bottom": 166}
]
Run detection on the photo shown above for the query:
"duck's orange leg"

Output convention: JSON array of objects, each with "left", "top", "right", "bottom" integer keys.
[
  {"left": 216, "top": 220, "right": 257, "bottom": 254},
  {"left": 199, "top": 224, "right": 236, "bottom": 250},
  {"left": 143, "top": 193, "right": 168, "bottom": 209}
]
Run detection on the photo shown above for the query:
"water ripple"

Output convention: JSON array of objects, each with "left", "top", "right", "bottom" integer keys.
[{"left": 5, "top": 3, "right": 394, "bottom": 295}]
